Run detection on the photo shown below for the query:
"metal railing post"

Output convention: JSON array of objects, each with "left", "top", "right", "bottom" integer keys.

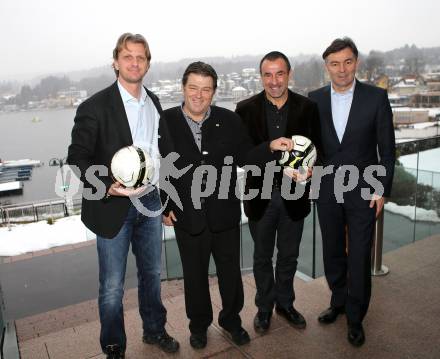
[
  {"left": 162, "top": 226, "right": 169, "bottom": 280},
  {"left": 6, "top": 210, "right": 11, "bottom": 232},
  {"left": 371, "top": 208, "right": 389, "bottom": 276},
  {"left": 0, "top": 281, "right": 4, "bottom": 355},
  {"left": 312, "top": 201, "right": 316, "bottom": 279}
]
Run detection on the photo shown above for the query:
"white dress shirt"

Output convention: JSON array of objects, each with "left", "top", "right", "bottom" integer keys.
[
  {"left": 331, "top": 80, "right": 356, "bottom": 143},
  {"left": 117, "top": 81, "right": 160, "bottom": 185}
]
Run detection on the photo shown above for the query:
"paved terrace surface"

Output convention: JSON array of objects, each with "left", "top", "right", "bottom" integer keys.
[{"left": 9, "top": 235, "right": 440, "bottom": 358}]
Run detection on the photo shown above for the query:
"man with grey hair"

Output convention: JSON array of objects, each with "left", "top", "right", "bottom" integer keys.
[
  {"left": 68, "top": 33, "right": 179, "bottom": 358},
  {"left": 309, "top": 37, "right": 395, "bottom": 347}
]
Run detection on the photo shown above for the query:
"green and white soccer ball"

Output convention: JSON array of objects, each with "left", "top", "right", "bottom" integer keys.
[{"left": 279, "top": 135, "right": 317, "bottom": 170}]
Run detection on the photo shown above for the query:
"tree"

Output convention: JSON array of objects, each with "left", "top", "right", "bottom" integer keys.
[
  {"left": 365, "top": 50, "right": 385, "bottom": 81},
  {"left": 404, "top": 45, "right": 424, "bottom": 74},
  {"left": 16, "top": 85, "right": 33, "bottom": 106},
  {"left": 293, "top": 60, "right": 325, "bottom": 91},
  {"left": 0, "top": 81, "right": 15, "bottom": 95},
  {"left": 33, "top": 76, "right": 72, "bottom": 100},
  {"left": 77, "top": 74, "right": 114, "bottom": 97}
]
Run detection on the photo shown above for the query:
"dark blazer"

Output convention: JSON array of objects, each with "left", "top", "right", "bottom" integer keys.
[
  {"left": 67, "top": 81, "right": 166, "bottom": 238},
  {"left": 235, "top": 90, "right": 322, "bottom": 221},
  {"left": 160, "top": 105, "right": 275, "bottom": 235},
  {"left": 308, "top": 80, "right": 396, "bottom": 206}
]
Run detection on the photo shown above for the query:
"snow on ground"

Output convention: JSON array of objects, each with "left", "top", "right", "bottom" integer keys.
[
  {"left": 413, "top": 122, "right": 438, "bottom": 129},
  {"left": 0, "top": 215, "right": 91, "bottom": 256},
  {"left": 386, "top": 202, "right": 440, "bottom": 223},
  {"left": 1, "top": 202, "right": 438, "bottom": 257}
]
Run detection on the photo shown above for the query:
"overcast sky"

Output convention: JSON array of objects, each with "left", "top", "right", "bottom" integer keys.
[{"left": 0, "top": 0, "right": 438, "bottom": 81}]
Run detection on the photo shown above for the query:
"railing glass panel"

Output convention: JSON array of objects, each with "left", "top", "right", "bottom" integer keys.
[
  {"left": 2, "top": 135, "right": 440, "bottom": 359},
  {"left": 298, "top": 209, "right": 320, "bottom": 278},
  {"left": 0, "top": 282, "right": 4, "bottom": 345},
  {"left": 163, "top": 226, "right": 182, "bottom": 279},
  {"left": 414, "top": 146, "right": 440, "bottom": 241},
  {"left": 240, "top": 217, "right": 253, "bottom": 271},
  {"left": 388, "top": 137, "right": 440, "bottom": 250},
  {"left": 384, "top": 165, "right": 418, "bottom": 251}
]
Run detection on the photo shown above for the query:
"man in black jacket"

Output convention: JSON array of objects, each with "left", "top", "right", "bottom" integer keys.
[
  {"left": 67, "top": 33, "right": 178, "bottom": 358},
  {"left": 161, "top": 62, "right": 292, "bottom": 349},
  {"left": 309, "top": 37, "right": 395, "bottom": 347},
  {"left": 235, "top": 51, "right": 322, "bottom": 334}
]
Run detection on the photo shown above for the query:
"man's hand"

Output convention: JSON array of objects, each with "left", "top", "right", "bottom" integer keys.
[
  {"left": 283, "top": 167, "right": 313, "bottom": 183},
  {"left": 163, "top": 210, "right": 177, "bottom": 226},
  {"left": 107, "top": 182, "right": 149, "bottom": 197},
  {"left": 270, "top": 137, "right": 293, "bottom": 152},
  {"left": 369, "top": 194, "right": 385, "bottom": 218}
]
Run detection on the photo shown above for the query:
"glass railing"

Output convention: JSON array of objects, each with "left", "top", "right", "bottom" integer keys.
[
  {"left": 162, "top": 136, "right": 440, "bottom": 280},
  {"left": 1, "top": 282, "right": 4, "bottom": 349},
  {"left": 1, "top": 136, "right": 439, "bottom": 334},
  {"left": 162, "top": 206, "right": 321, "bottom": 280},
  {"left": 385, "top": 137, "right": 440, "bottom": 251}
]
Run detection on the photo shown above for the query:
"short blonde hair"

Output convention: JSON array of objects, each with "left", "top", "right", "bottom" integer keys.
[{"left": 112, "top": 33, "right": 151, "bottom": 76}]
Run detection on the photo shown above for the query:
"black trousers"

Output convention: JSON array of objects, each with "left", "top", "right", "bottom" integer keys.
[
  {"left": 174, "top": 225, "right": 244, "bottom": 334},
  {"left": 317, "top": 202, "right": 375, "bottom": 324},
  {"left": 249, "top": 190, "right": 304, "bottom": 312}
]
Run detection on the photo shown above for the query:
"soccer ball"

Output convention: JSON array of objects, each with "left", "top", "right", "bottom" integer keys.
[
  {"left": 110, "top": 146, "right": 155, "bottom": 188},
  {"left": 279, "top": 135, "right": 317, "bottom": 170}
]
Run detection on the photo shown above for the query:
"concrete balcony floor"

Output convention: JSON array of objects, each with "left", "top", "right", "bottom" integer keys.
[{"left": 13, "top": 234, "right": 440, "bottom": 359}]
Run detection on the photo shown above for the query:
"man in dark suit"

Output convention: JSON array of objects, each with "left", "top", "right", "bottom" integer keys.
[
  {"left": 308, "top": 37, "right": 395, "bottom": 347},
  {"left": 67, "top": 33, "right": 179, "bottom": 358},
  {"left": 235, "top": 52, "right": 322, "bottom": 334},
  {"left": 161, "top": 61, "right": 292, "bottom": 349}
]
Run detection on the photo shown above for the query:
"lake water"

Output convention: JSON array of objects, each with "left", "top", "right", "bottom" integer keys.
[
  {"left": 1, "top": 102, "right": 440, "bottom": 205},
  {"left": 1, "top": 108, "right": 77, "bottom": 204},
  {"left": 0, "top": 102, "right": 235, "bottom": 204}
]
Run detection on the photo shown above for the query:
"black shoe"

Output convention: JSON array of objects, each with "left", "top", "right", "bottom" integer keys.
[
  {"left": 143, "top": 330, "right": 180, "bottom": 353},
  {"left": 104, "top": 344, "right": 125, "bottom": 358},
  {"left": 275, "top": 306, "right": 306, "bottom": 329},
  {"left": 225, "top": 327, "right": 250, "bottom": 346},
  {"left": 254, "top": 311, "right": 272, "bottom": 334},
  {"left": 348, "top": 323, "right": 365, "bottom": 347},
  {"left": 190, "top": 332, "right": 207, "bottom": 349},
  {"left": 318, "top": 306, "right": 345, "bottom": 324}
]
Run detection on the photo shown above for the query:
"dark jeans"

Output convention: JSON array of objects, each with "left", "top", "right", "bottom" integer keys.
[
  {"left": 96, "top": 189, "right": 166, "bottom": 353},
  {"left": 317, "top": 202, "right": 375, "bottom": 324},
  {"left": 249, "top": 189, "right": 304, "bottom": 312},
  {"left": 175, "top": 225, "right": 244, "bottom": 334}
]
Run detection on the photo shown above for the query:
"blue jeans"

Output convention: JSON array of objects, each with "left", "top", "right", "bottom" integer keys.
[{"left": 96, "top": 189, "right": 166, "bottom": 352}]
